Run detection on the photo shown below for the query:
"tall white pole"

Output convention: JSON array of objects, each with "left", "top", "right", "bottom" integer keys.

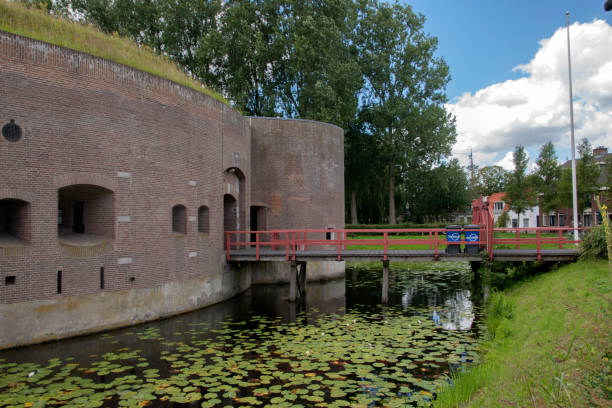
[{"left": 566, "top": 11, "right": 579, "bottom": 242}]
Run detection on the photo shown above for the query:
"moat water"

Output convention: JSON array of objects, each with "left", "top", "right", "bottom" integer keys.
[{"left": 0, "top": 262, "right": 482, "bottom": 407}]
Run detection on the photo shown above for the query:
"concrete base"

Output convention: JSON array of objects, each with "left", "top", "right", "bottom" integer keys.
[
  {"left": 251, "top": 261, "right": 345, "bottom": 285},
  {"left": 0, "top": 264, "right": 251, "bottom": 350}
]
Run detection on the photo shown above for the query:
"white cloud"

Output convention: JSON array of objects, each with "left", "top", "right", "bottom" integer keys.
[{"left": 449, "top": 19, "right": 612, "bottom": 167}]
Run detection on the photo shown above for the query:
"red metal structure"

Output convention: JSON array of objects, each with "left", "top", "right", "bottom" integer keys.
[
  {"left": 225, "top": 198, "right": 584, "bottom": 263},
  {"left": 225, "top": 227, "right": 583, "bottom": 263}
]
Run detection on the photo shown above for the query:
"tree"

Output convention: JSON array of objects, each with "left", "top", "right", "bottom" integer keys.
[
  {"left": 406, "top": 159, "right": 470, "bottom": 223},
  {"left": 356, "top": 0, "right": 454, "bottom": 224},
  {"left": 505, "top": 145, "right": 536, "bottom": 226},
  {"left": 476, "top": 165, "right": 508, "bottom": 196},
  {"left": 559, "top": 138, "right": 601, "bottom": 214},
  {"left": 276, "top": 0, "right": 362, "bottom": 127},
  {"left": 203, "top": 0, "right": 286, "bottom": 116},
  {"left": 345, "top": 121, "right": 383, "bottom": 224},
  {"left": 533, "top": 141, "right": 561, "bottom": 214},
  {"left": 496, "top": 211, "right": 510, "bottom": 228}
]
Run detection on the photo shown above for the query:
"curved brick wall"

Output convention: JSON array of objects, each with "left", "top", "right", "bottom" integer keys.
[
  {"left": 249, "top": 118, "right": 345, "bottom": 284},
  {"left": 0, "top": 32, "right": 344, "bottom": 348}
]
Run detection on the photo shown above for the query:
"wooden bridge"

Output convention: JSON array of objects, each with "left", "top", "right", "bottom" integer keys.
[
  {"left": 225, "top": 198, "right": 582, "bottom": 265},
  {"left": 225, "top": 228, "right": 580, "bottom": 263},
  {"left": 225, "top": 225, "right": 582, "bottom": 302},
  {"left": 226, "top": 196, "right": 585, "bottom": 302}
]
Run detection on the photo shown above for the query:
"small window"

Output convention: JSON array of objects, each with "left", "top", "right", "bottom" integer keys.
[
  {"left": 523, "top": 218, "right": 529, "bottom": 228},
  {"left": 198, "top": 206, "right": 209, "bottom": 233},
  {"left": 559, "top": 214, "right": 565, "bottom": 226},
  {"left": 549, "top": 215, "right": 556, "bottom": 227},
  {"left": 5, "top": 276, "right": 15, "bottom": 285},
  {"left": 494, "top": 202, "right": 504, "bottom": 211},
  {"left": 172, "top": 205, "right": 187, "bottom": 234},
  {"left": 511, "top": 219, "right": 518, "bottom": 228}
]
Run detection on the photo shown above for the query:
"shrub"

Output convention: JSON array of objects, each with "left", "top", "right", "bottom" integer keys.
[
  {"left": 579, "top": 225, "right": 608, "bottom": 260},
  {"left": 496, "top": 211, "right": 509, "bottom": 228}
]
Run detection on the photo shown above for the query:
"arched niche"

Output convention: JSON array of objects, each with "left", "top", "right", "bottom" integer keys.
[
  {"left": 57, "top": 184, "right": 114, "bottom": 245},
  {"left": 0, "top": 198, "right": 31, "bottom": 246},
  {"left": 172, "top": 204, "right": 187, "bottom": 234}
]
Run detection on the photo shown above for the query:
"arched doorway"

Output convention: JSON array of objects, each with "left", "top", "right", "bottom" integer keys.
[
  {"left": 223, "top": 166, "right": 246, "bottom": 237},
  {"left": 224, "top": 194, "right": 238, "bottom": 248}
]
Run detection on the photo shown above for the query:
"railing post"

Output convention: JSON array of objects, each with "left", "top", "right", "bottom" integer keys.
[
  {"left": 515, "top": 228, "right": 520, "bottom": 249},
  {"left": 285, "top": 232, "right": 290, "bottom": 261},
  {"left": 434, "top": 231, "right": 439, "bottom": 260},
  {"left": 337, "top": 230, "right": 342, "bottom": 261},
  {"left": 291, "top": 231, "right": 296, "bottom": 261},
  {"left": 255, "top": 231, "right": 260, "bottom": 261},
  {"left": 536, "top": 229, "right": 541, "bottom": 261},
  {"left": 226, "top": 232, "right": 231, "bottom": 261},
  {"left": 383, "top": 231, "right": 388, "bottom": 261},
  {"left": 429, "top": 231, "right": 432, "bottom": 250},
  {"left": 558, "top": 229, "right": 563, "bottom": 249}
]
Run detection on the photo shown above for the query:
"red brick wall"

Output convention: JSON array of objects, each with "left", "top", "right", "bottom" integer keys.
[
  {"left": 250, "top": 118, "right": 345, "bottom": 234},
  {"left": 0, "top": 32, "right": 249, "bottom": 304},
  {"left": 0, "top": 32, "right": 344, "bottom": 309}
]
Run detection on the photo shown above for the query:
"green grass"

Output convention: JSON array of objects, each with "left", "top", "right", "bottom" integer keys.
[
  {"left": 434, "top": 260, "right": 612, "bottom": 407},
  {"left": 0, "top": 0, "right": 229, "bottom": 106}
]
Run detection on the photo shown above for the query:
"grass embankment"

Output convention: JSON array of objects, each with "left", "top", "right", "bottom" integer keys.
[
  {"left": 0, "top": 0, "right": 228, "bottom": 105},
  {"left": 435, "top": 260, "right": 612, "bottom": 407}
]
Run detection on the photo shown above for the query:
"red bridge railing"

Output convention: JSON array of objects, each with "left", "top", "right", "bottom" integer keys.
[{"left": 224, "top": 226, "right": 586, "bottom": 262}]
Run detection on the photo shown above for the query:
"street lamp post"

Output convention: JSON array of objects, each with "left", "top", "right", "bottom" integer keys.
[{"left": 566, "top": 11, "right": 579, "bottom": 242}]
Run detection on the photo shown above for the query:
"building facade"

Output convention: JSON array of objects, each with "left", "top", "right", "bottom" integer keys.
[{"left": 0, "top": 32, "right": 344, "bottom": 348}]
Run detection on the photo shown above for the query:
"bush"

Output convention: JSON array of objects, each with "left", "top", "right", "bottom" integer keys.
[
  {"left": 579, "top": 225, "right": 608, "bottom": 260},
  {"left": 496, "top": 211, "right": 509, "bottom": 228}
]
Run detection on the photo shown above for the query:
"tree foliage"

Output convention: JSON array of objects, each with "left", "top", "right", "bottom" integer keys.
[
  {"left": 476, "top": 165, "right": 508, "bottom": 197},
  {"left": 559, "top": 138, "right": 601, "bottom": 213},
  {"left": 533, "top": 141, "right": 561, "bottom": 214},
  {"left": 355, "top": 0, "right": 455, "bottom": 223},
  {"left": 54, "top": 0, "right": 461, "bottom": 224},
  {"left": 505, "top": 145, "right": 536, "bottom": 221}
]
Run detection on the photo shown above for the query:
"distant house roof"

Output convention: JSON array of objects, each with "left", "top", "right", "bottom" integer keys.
[
  {"left": 487, "top": 192, "right": 510, "bottom": 212},
  {"left": 561, "top": 146, "right": 611, "bottom": 186}
]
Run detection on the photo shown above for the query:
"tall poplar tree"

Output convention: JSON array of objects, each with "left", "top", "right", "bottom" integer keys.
[
  {"left": 534, "top": 141, "right": 561, "bottom": 214},
  {"left": 505, "top": 145, "right": 536, "bottom": 226},
  {"left": 356, "top": 0, "right": 454, "bottom": 224}
]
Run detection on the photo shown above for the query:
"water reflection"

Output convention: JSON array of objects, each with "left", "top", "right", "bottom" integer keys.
[
  {"left": 348, "top": 262, "right": 478, "bottom": 332},
  {"left": 0, "top": 262, "right": 481, "bottom": 408}
]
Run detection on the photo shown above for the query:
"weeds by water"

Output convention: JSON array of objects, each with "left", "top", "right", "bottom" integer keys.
[
  {"left": 485, "top": 292, "right": 513, "bottom": 340},
  {"left": 433, "top": 260, "right": 612, "bottom": 407}
]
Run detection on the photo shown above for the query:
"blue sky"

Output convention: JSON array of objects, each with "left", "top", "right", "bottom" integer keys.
[{"left": 404, "top": 1, "right": 612, "bottom": 169}]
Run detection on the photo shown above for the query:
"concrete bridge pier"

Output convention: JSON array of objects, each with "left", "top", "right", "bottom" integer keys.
[
  {"left": 289, "top": 261, "right": 307, "bottom": 302},
  {"left": 382, "top": 260, "right": 389, "bottom": 304}
]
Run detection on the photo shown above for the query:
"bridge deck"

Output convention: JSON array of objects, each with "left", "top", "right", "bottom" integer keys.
[{"left": 228, "top": 248, "right": 578, "bottom": 262}]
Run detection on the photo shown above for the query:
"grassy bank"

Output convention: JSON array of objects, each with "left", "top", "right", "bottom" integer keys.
[
  {"left": 434, "top": 260, "right": 611, "bottom": 407},
  {"left": 0, "top": 0, "right": 228, "bottom": 105}
]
